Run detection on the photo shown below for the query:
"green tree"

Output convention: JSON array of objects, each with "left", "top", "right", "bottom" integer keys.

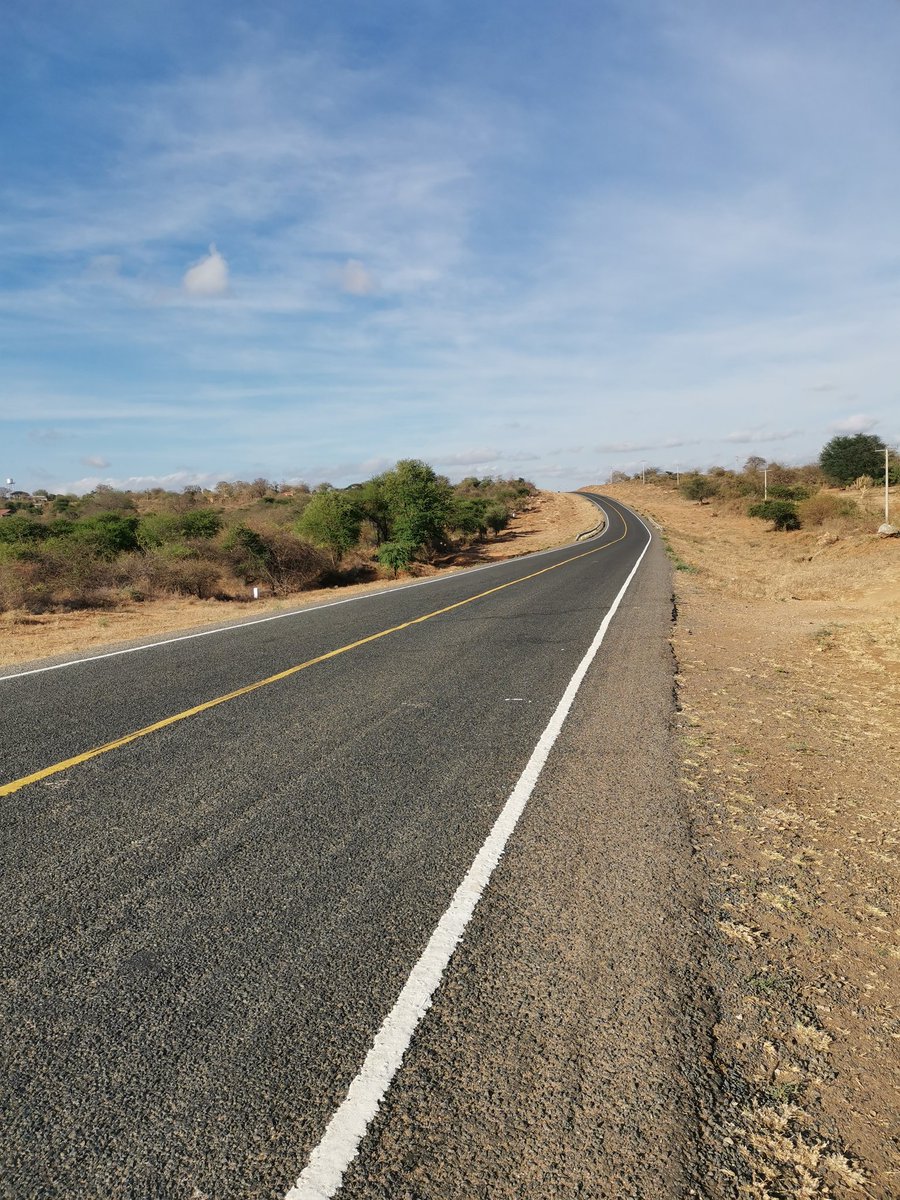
[
  {"left": 819, "top": 433, "right": 886, "bottom": 486},
  {"left": 295, "top": 489, "right": 362, "bottom": 560},
  {"left": 357, "top": 478, "right": 392, "bottom": 544},
  {"left": 680, "top": 474, "right": 717, "bottom": 504},
  {"left": 378, "top": 460, "right": 452, "bottom": 551}
]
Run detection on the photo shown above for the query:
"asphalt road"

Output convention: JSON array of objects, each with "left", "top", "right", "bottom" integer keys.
[{"left": 1, "top": 495, "right": 707, "bottom": 1199}]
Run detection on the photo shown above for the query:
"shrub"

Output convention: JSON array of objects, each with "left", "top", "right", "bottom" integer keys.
[
  {"left": 796, "top": 493, "right": 858, "bottom": 526},
  {"left": 484, "top": 503, "right": 509, "bottom": 535},
  {"left": 767, "top": 484, "right": 810, "bottom": 501},
  {"left": 222, "top": 524, "right": 326, "bottom": 593},
  {"left": 680, "top": 475, "right": 718, "bottom": 504},
  {"left": 70, "top": 513, "right": 140, "bottom": 559},
  {"left": 448, "top": 497, "right": 488, "bottom": 538},
  {"left": 0, "top": 515, "right": 49, "bottom": 544},
  {"left": 377, "top": 541, "right": 414, "bottom": 577},
  {"left": 748, "top": 499, "right": 801, "bottom": 530}
]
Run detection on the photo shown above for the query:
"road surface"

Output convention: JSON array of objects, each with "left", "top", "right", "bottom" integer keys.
[{"left": 1, "top": 495, "right": 710, "bottom": 1199}]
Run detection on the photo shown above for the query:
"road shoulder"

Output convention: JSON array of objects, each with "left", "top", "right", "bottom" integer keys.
[{"left": 337, "top": 537, "right": 716, "bottom": 1198}]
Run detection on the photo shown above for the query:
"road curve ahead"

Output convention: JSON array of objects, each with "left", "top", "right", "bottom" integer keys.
[{"left": 1, "top": 496, "right": 702, "bottom": 1198}]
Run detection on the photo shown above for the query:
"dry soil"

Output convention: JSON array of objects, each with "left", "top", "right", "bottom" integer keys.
[{"left": 592, "top": 482, "right": 900, "bottom": 1200}]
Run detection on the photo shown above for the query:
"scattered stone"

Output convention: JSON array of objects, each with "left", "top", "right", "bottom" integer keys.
[{"left": 876, "top": 523, "right": 898, "bottom": 537}]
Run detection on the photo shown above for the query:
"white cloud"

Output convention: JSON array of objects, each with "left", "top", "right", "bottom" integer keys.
[
  {"left": 828, "top": 413, "right": 878, "bottom": 434},
  {"left": 63, "top": 470, "right": 223, "bottom": 495},
  {"left": 722, "top": 428, "right": 801, "bottom": 444},
  {"left": 81, "top": 454, "right": 110, "bottom": 467},
  {"left": 182, "top": 244, "right": 229, "bottom": 297},
  {"left": 339, "top": 259, "right": 376, "bottom": 296}
]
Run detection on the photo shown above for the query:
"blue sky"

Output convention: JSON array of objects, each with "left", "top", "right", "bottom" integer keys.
[{"left": 2, "top": 0, "right": 899, "bottom": 493}]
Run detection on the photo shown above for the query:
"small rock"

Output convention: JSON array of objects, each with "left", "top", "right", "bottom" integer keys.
[{"left": 876, "top": 523, "right": 898, "bottom": 537}]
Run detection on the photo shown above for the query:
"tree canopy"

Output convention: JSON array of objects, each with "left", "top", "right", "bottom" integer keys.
[{"left": 819, "top": 433, "right": 886, "bottom": 487}]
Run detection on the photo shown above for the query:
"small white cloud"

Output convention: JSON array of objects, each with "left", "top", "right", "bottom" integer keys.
[
  {"left": 81, "top": 454, "right": 110, "bottom": 468},
  {"left": 722, "top": 428, "right": 800, "bottom": 444},
  {"left": 828, "top": 413, "right": 878, "bottom": 434},
  {"left": 339, "top": 259, "right": 376, "bottom": 296},
  {"left": 183, "top": 244, "right": 230, "bottom": 297}
]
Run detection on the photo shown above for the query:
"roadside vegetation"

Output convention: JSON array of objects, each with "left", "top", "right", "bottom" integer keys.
[
  {"left": 609, "top": 434, "right": 898, "bottom": 536},
  {"left": 0, "top": 463, "right": 535, "bottom": 613}
]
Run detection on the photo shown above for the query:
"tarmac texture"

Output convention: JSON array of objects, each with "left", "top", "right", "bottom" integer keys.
[{"left": 1, "top": 497, "right": 710, "bottom": 1199}]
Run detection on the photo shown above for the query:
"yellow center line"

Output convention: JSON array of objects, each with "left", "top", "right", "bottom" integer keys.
[{"left": 1, "top": 507, "right": 630, "bottom": 798}]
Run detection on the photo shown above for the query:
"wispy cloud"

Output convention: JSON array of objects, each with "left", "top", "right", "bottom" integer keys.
[
  {"left": 81, "top": 454, "right": 111, "bottom": 468},
  {"left": 828, "top": 413, "right": 878, "bottom": 434},
  {"left": 722, "top": 428, "right": 801, "bottom": 444},
  {"left": 2, "top": 3, "right": 899, "bottom": 491}
]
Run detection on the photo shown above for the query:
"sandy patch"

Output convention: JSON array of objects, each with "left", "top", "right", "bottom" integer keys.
[
  {"left": 0, "top": 491, "right": 599, "bottom": 669},
  {"left": 588, "top": 483, "right": 899, "bottom": 1198}
]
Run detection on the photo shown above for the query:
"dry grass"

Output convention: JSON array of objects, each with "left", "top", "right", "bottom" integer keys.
[
  {"left": 589, "top": 482, "right": 899, "bottom": 1199},
  {"left": 0, "top": 491, "right": 599, "bottom": 669}
]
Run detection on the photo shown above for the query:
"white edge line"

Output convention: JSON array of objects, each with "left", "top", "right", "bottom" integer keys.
[
  {"left": 285, "top": 502, "right": 652, "bottom": 1200},
  {"left": 0, "top": 495, "right": 609, "bottom": 685}
]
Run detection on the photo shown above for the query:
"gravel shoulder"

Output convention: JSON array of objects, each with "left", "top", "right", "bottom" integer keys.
[
  {"left": 338, "top": 528, "right": 716, "bottom": 1199},
  {"left": 593, "top": 483, "right": 900, "bottom": 1200}
]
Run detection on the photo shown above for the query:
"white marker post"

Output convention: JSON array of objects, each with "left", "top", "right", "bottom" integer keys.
[{"left": 253, "top": 586, "right": 259, "bottom": 600}]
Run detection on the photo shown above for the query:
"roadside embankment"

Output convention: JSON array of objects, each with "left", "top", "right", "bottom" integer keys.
[
  {"left": 587, "top": 483, "right": 899, "bottom": 1198},
  {"left": 0, "top": 491, "right": 598, "bottom": 669}
]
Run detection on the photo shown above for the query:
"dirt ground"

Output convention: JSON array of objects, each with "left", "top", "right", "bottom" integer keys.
[
  {"left": 592, "top": 483, "right": 900, "bottom": 1199},
  {"left": 0, "top": 490, "right": 598, "bottom": 669}
]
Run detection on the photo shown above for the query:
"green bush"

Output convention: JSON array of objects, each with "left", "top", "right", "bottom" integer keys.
[
  {"left": 448, "top": 496, "right": 488, "bottom": 538},
  {"left": 295, "top": 489, "right": 361, "bottom": 560},
  {"left": 377, "top": 541, "right": 414, "bottom": 577},
  {"left": 767, "top": 484, "right": 810, "bottom": 501},
  {"left": 748, "top": 499, "right": 801, "bottom": 530},
  {"left": 0, "top": 515, "right": 49, "bottom": 544},
  {"left": 69, "top": 513, "right": 140, "bottom": 559},
  {"left": 484, "top": 503, "right": 509, "bottom": 535}
]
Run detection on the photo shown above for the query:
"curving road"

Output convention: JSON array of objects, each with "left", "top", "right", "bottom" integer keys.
[{"left": 1, "top": 495, "right": 709, "bottom": 1199}]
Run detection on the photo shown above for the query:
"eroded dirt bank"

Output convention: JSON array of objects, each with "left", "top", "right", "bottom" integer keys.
[{"left": 593, "top": 483, "right": 899, "bottom": 1199}]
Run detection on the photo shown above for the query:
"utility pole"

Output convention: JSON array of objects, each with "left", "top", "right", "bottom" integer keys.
[{"left": 886, "top": 446, "right": 891, "bottom": 524}]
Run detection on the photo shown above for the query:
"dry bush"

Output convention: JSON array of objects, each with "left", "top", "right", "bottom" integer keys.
[
  {"left": 797, "top": 492, "right": 859, "bottom": 527},
  {"left": 0, "top": 542, "right": 113, "bottom": 611}
]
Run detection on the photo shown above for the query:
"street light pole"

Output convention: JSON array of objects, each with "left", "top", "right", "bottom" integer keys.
[{"left": 886, "top": 446, "right": 891, "bottom": 524}]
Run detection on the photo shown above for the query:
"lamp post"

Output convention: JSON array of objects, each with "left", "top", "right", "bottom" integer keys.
[{"left": 886, "top": 446, "right": 891, "bottom": 524}]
